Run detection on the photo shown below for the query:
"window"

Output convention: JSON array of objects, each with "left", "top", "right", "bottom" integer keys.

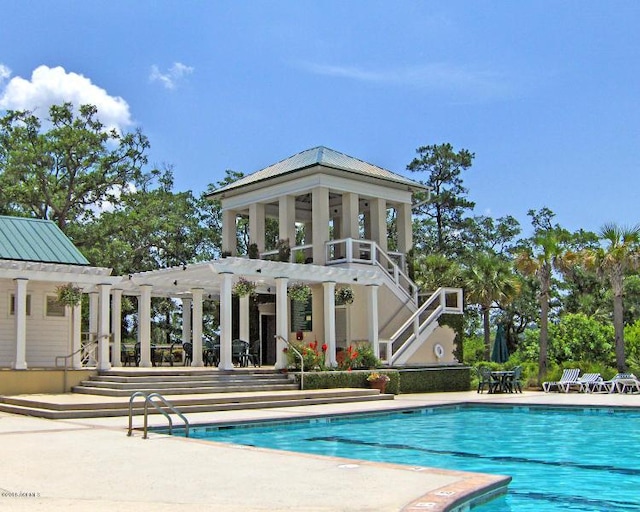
[
  {"left": 10, "top": 294, "right": 31, "bottom": 316},
  {"left": 46, "top": 295, "right": 66, "bottom": 317}
]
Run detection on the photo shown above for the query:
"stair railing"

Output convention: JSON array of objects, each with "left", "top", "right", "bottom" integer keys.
[
  {"left": 385, "top": 287, "right": 463, "bottom": 365},
  {"left": 127, "top": 391, "right": 190, "bottom": 439},
  {"left": 55, "top": 333, "right": 106, "bottom": 392},
  {"left": 275, "top": 335, "right": 304, "bottom": 390}
]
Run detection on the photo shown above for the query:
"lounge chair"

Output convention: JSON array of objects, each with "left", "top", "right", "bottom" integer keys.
[
  {"left": 558, "top": 372, "right": 602, "bottom": 393},
  {"left": 614, "top": 374, "right": 640, "bottom": 394},
  {"left": 591, "top": 373, "right": 636, "bottom": 393},
  {"left": 542, "top": 368, "right": 580, "bottom": 392}
]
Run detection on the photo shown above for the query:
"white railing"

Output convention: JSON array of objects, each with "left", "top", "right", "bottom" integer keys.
[
  {"left": 383, "top": 287, "right": 463, "bottom": 365},
  {"left": 325, "top": 238, "right": 417, "bottom": 303}
]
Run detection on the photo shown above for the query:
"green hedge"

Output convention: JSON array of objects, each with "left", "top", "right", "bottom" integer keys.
[
  {"left": 299, "top": 370, "right": 400, "bottom": 394},
  {"left": 294, "top": 366, "right": 470, "bottom": 394}
]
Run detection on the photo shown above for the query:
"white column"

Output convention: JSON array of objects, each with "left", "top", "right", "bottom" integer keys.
[
  {"left": 240, "top": 294, "right": 250, "bottom": 342},
  {"left": 397, "top": 202, "right": 413, "bottom": 255},
  {"left": 88, "top": 292, "right": 98, "bottom": 365},
  {"left": 191, "top": 288, "right": 204, "bottom": 367},
  {"left": 274, "top": 277, "right": 289, "bottom": 369},
  {"left": 367, "top": 285, "right": 380, "bottom": 359},
  {"left": 12, "top": 278, "right": 28, "bottom": 370},
  {"left": 323, "top": 281, "right": 337, "bottom": 367},
  {"left": 312, "top": 186, "right": 330, "bottom": 265},
  {"left": 97, "top": 283, "right": 112, "bottom": 371},
  {"left": 181, "top": 297, "right": 192, "bottom": 345},
  {"left": 71, "top": 301, "right": 82, "bottom": 369},
  {"left": 222, "top": 209, "right": 237, "bottom": 256},
  {"left": 218, "top": 275, "right": 234, "bottom": 370},
  {"left": 249, "top": 202, "right": 266, "bottom": 253},
  {"left": 279, "top": 195, "right": 296, "bottom": 247},
  {"left": 111, "top": 289, "right": 122, "bottom": 367},
  {"left": 111, "top": 289, "right": 123, "bottom": 367},
  {"left": 370, "top": 197, "right": 388, "bottom": 252},
  {"left": 138, "top": 285, "right": 152, "bottom": 367}
]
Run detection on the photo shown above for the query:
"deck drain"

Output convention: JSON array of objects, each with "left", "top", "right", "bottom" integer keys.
[{"left": 337, "top": 463, "right": 360, "bottom": 469}]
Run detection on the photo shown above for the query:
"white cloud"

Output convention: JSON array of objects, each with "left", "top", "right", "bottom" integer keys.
[
  {"left": 0, "top": 64, "right": 10, "bottom": 83},
  {"left": 149, "top": 62, "right": 194, "bottom": 90},
  {"left": 299, "top": 61, "right": 511, "bottom": 100},
  {"left": 0, "top": 65, "right": 132, "bottom": 132}
]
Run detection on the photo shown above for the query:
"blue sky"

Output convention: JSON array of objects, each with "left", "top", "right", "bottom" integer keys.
[{"left": 1, "top": 1, "right": 639, "bottom": 236}]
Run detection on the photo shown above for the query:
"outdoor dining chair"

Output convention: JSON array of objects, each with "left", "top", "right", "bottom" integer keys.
[{"left": 476, "top": 366, "right": 500, "bottom": 394}]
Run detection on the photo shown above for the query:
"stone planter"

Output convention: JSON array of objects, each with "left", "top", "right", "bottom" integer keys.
[{"left": 369, "top": 379, "right": 388, "bottom": 393}]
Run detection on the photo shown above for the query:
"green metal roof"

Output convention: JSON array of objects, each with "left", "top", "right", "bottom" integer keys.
[
  {"left": 0, "top": 216, "right": 89, "bottom": 265},
  {"left": 210, "top": 146, "right": 427, "bottom": 196}
]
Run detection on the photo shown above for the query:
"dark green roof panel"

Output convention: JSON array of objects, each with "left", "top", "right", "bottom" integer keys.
[{"left": 0, "top": 216, "right": 89, "bottom": 265}]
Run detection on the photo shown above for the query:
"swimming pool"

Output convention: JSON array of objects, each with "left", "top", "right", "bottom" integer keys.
[{"left": 176, "top": 406, "right": 640, "bottom": 511}]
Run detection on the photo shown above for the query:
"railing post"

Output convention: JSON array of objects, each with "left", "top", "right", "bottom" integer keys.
[
  {"left": 346, "top": 238, "right": 353, "bottom": 262},
  {"left": 370, "top": 243, "right": 376, "bottom": 266}
]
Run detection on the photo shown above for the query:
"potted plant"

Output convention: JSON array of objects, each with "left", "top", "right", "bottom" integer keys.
[
  {"left": 367, "top": 372, "right": 390, "bottom": 393},
  {"left": 248, "top": 243, "right": 260, "bottom": 259},
  {"left": 277, "top": 238, "right": 291, "bottom": 262},
  {"left": 288, "top": 282, "right": 311, "bottom": 302},
  {"left": 335, "top": 286, "right": 354, "bottom": 305},
  {"left": 233, "top": 277, "right": 257, "bottom": 297}
]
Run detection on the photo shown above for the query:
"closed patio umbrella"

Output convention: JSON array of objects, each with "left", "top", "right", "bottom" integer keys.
[{"left": 491, "top": 324, "right": 509, "bottom": 363}]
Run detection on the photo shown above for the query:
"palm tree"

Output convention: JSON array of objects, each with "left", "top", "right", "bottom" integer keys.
[
  {"left": 464, "top": 253, "right": 520, "bottom": 360},
  {"left": 583, "top": 223, "right": 640, "bottom": 371},
  {"left": 515, "top": 234, "right": 576, "bottom": 384}
]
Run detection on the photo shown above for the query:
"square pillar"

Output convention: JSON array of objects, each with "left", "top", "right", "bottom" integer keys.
[
  {"left": 191, "top": 288, "right": 204, "bottom": 367},
  {"left": 312, "top": 186, "right": 330, "bottom": 265},
  {"left": 397, "top": 202, "right": 413, "bottom": 255},
  {"left": 88, "top": 292, "right": 98, "bottom": 365},
  {"left": 111, "top": 289, "right": 123, "bottom": 367},
  {"left": 323, "top": 281, "right": 337, "bottom": 367},
  {"left": 367, "top": 285, "right": 380, "bottom": 359},
  {"left": 138, "top": 285, "right": 152, "bottom": 367},
  {"left": 181, "top": 297, "right": 192, "bottom": 345},
  {"left": 275, "top": 277, "right": 289, "bottom": 369},
  {"left": 12, "top": 278, "right": 28, "bottom": 370},
  {"left": 222, "top": 209, "right": 238, "bottom": 256},
  {"left": 71, "top": 301, "right": 82, "bottom": 369},
  {"left": 279, "top": 195, "right": 296, "bottom": 247},
  {"left": 239, "top": 294, "right": 250, "bottom": 343},
  {"left": 249, "top": 202, "right": 266, "bottom": 252},
  {"left": 342, "top": 192, "right": 360, "bottom": 239},
  {"left": 218, "top": 275, "right": 234, "bottom": 370},
  {"left": 370, "top": 197, "right": 388, "bottom": 252}
]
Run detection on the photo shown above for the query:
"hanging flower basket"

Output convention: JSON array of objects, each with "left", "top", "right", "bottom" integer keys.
[
  {"left": 335, "top": 286, "right": 354, "bottom": 305},
  {"left": 288, "top": 282, "right": 311, "bottom": 302},
  {"left": 56, "top": 283, "right": 83, "bottom": 307},
  {"left": 232, "top": 277, "right": 257, "bottom": 297}
]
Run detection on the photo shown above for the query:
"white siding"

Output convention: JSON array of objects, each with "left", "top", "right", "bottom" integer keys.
[{"left": 0, "top": 279, "right": 70, "bottom": 368}]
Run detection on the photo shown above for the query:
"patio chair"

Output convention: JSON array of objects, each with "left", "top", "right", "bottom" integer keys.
[
  {"left": 182, "top": 342, "right": 193, "bottom": 366},
  {"left": 505, "top": 366, "right": 524, "bottom": 393},
  {"left": 590, "top": 373, "right": 634, "bottom": 393},
  {"left": 476, "top": 366, "right": 500, "bottom": 394},
  {"left": 542, "top": 368, "right": 580, "bottom": 392},
  {"left": 558, "top": 372, "right": 602, "bottom": 393}
]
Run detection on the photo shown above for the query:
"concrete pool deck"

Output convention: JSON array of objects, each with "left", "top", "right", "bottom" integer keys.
[{"left": 1, "top": 390, "right": 639, "bottom": 511}]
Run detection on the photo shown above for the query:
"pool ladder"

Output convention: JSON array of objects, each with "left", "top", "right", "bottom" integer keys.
[{"left": 127, "top": 391, "right": 190, "bottom": 439}]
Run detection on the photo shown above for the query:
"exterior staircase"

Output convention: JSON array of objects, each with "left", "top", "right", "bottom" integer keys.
[{"left": 0, "top": 368, "right": 393, "bottom": 419}]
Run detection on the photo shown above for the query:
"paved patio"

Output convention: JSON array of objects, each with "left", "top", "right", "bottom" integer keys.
[{"left": 1, "top": 390, "right": 638, "bottom": 511}]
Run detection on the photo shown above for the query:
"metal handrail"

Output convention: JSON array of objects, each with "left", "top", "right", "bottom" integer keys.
[
  {"left": 127, "top": 391, "right": 190, "bottom": 439},
  {"left": 276, "top": 335, "right": 304, "bottom": 390}
]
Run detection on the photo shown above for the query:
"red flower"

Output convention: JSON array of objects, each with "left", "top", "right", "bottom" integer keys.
[
  {"left": 321, "top": 343, "right": 328, "bottom": 352},
  {"left": 283, "top": 348, "right": 288, "bottom": 353}
]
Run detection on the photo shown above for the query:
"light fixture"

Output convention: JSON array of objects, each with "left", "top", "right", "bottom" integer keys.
[{"left": 173, "top": 280, "right": 178, "bottom": 286}]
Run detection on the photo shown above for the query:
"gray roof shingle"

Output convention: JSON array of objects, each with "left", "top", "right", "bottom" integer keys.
[
  {"left": 211, "top": 146, "right": 425, "bottom": 195},
  {"left": 0, "top": 216, "right": 89, "bottom": 265}
]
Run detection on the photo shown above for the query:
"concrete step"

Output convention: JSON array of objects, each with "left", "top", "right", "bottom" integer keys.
[
  {"left": 0, "top": 389, "right": 393, "bottom": 419},
  {"left": 72, "top": 383, "right": 300, "bottom": 396},
  {"left": 93, "top": 373, "right": 289, "bottom": 384},
  {"left": 79, "top": 376, "right": 290, "bottom": 389}
]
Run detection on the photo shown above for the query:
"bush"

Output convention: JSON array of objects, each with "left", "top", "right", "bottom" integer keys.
[{"left": 302, "top": 370, "right": 400, "bottom": 394}]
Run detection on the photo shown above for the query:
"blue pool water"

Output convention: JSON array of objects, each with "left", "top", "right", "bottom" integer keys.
[{"left": 177, "top": 406, "right": 640, "bottom": 511}]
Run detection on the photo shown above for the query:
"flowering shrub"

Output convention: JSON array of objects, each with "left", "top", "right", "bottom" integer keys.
[
  {"left": 285, "top": 340, "right": 327, "bottom": 370},
  {"left": 232, "top": 277, "right": 256, "bottom": 297},
  {"left": 338, "top": 343, "right": 380, "bottom": 370}
]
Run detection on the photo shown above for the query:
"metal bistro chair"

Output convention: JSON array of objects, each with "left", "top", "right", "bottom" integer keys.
[
  {"left": 232, "top": 339, "right": 258, "bottom": 367},
  {"left": 476, "top": 366, "right": 500, "bottom": 394},
  {"left": 182, "top": 342, "right": 193, "bottom": 366}
]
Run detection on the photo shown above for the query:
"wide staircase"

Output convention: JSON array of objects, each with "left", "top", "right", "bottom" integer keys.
[{"left": 0, "top": 368, "right": 393, "bottom": 419}]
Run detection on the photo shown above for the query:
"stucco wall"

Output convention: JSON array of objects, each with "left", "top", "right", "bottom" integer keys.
[{"left": 0, "top": 369, "right": 94, "bottom": 394}]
